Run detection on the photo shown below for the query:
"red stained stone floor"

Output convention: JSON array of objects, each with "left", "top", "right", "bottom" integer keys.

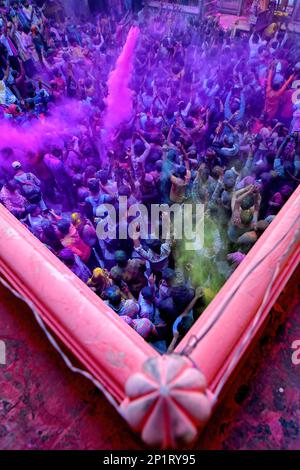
[{"left": 0, "top": 268, "right": 299, "bottom": 450}]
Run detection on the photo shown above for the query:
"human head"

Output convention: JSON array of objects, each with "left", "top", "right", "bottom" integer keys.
[
  {"left": 132, "top": 318, "right": 156, "bottom": 340},
  {"left": 170, "top": 285, "right": 195, "bottom": 313},
  {"left": 199, "top": 167, "right": 210, "bottom": 181},
  {"left": 57, "top": 219, "right": 71, "bottom": 236},
  {"left": 105, "top": 286, "right": 122, "bottom": 307},
  {"left": 114, "top": 250, "right": 128, "bottom": 268},
  {"left": 158, "top": 297, "right": 176, "bottom": 323},
  {"left": 118, "top": 185, "right": 131, "bottom": 197},
  {"left": 272, "top": 81, "right": 281, "bottom": 92},
  {"left": 280, "top": 184, "right": 293, "bottom": 199},
  {"left": 72, "top": 174, "right": 84, "bottom": 187},
  {"left": 97, "top": 170, "right": 109, "bottom": 185},
  {"left": 167, "top": 149, "right": 177, "bottom": 162},
  {"left": 241, "top": 194, "right": 255, "bottom": 210},
  {"left": 12, "top": 161, "right": 22, "bottom": 171},
  {"left": 87, "top": 178, "right": 100, "bottom": 194},
  {"left": 256, "top": 220, "right": 269, "bottom": 236},
  {"left": 88, "top": 267, "right": 110, "bottom": 289},
  {"left": 141, "top": 286, "right": 153, "bottom": 302},
  {"left": 211, "top": 166, "right": 222, "bottom": 180},
  {"left": 223, "top": 169, "right": 236, "bottom": 189},
  {"left": 176, "top": 165, "right": 187, "bottom": 179},
  {"left": 240, "top": 210, "right": 253, "bottom": 226},
  {"left": 59, "top": 248, "right": 75, "bottom": 267},
  {"left": 109, "top": 266, "right": 124, "bottom": 286},
  {"left": 207, "top": 147, "right": 216, "bottom": 160},
  {"left": 71, "top": 212, "right": 82, "bottom": 227},
  {"left": 238, "top": 231, "right": 257, "bottom": 250},
  {"left": 223, "top": 134, "right": 234, "bottom": 148},
  {"left": 146, "top": 239, "right": 161, "bottom": 254}
]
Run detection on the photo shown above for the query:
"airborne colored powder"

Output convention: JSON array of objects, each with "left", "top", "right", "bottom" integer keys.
[
  {"left": 104, "top": 26, "right": 140, "bottom": 142},
  {"left": 173, "top": 216, "right": 229, "bottom": 310},
  {"left": 0, "top": 100, "right": 90, "bottom": 173}
]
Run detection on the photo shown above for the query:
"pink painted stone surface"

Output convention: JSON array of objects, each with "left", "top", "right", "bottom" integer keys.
[{"left": 0, "top": 268, "right": 299, "bottom": 450}]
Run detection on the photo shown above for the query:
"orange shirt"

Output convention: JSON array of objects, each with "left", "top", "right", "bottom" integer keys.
[{"left": 265, "top": 70, "right": 294, "bottom": 119}]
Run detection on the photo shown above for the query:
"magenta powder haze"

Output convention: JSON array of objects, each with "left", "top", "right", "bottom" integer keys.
[
  {"left": 104, "top": 26, "right": 140, "bottom": 142},
  {"left": 0, "top": 100, "right": 88, "bottom": 171}
]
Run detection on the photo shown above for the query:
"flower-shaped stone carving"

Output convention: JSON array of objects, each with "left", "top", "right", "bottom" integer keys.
[{"left": 121, "top": 355, "right": 212, "bottom": 448}]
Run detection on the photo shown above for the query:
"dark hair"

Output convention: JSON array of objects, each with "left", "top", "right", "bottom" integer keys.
[
  {"left": 141, "top": 286, "right": 153, "bottom": 301},
  {"left": 211, "top": 166, "right": 221, "bottom": 179},
  {"left": 57, "top": 219, "right": 71, "bottom": 235},
  {"left": 162, "top": 268, "right": 175, "bottom": 283},
  {"left": 185, "top": 117, "right": 194, "bottom": 129},
  {"left": 87, "top": 178, "right": 99, "bottom": 193},
  {"left": 73, "top": 173, "right": 84, "bottom": 186},
  {"left": 146, "top": 239, "right": 161, "bottom": 254},
  {"left": 272, "top": 82, "right": 281, "bottom": 91},
  {"left": 257, "top": 45, "right": 266, "bottom": 55},
  {"left": 42, "top": 221, "right": 62, "bottom": 250},
  {"left": 200, "top": 167, "right": 210, "bottom": 180},
  {"left": 158, "top": 297, "right": 176, "bottom": 323},
  {"left": 241, "top": 194, "right": 255, "bottom": 210},
  {"left": 118, "top": 185, "right": 131, "bottom": 197},
  {"left": 59, "top": 248, "right": 75, "bottom": 266},
  {"left": 106, "top": 286, "right": 122, "bottom": 307},
  {"left": 84, "top": 165, "right": 97, "bottom": 179},
  {"left": 176, "top": 165, "right": 187, "bottom": 179},
  {"left": 114, "top": 250, "right": 127, "bottom": 267},
  {"left": 170, "top": 286, "right": 195, "bottom": 313},
  {"left": 97, "top": 170, "right": 109, "bottom": 184}
]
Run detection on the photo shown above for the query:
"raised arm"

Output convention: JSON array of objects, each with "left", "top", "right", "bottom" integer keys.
[
  {"left": 167, "top": 287, "right": 203, "bottom": 354},
  {"left": 136, "top": 133, "right": 152, "bottom": 163},
  {"left": 167, "top": 124, "right": 175, "bottom": 146},
  {"left": 236, "top": 91, "right": 245, "bottom": 121},
  {"left": 278, "top": 73, "right": 295, "bottom": 96},
  {"left": 224, "top": 91, "right": 232, "bottom": 120}
]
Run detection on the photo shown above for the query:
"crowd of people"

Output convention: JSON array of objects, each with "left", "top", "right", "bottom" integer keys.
[{"left": 0, "top": 0, "right": 299, "bottom": 353}]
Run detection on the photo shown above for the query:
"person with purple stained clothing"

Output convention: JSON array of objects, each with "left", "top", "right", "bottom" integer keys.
[
  {"left": 138, "top": 286, "right": 156, "bottom": 322},
  {"left": 12, "top": 160, "right": 47, "bottom": 211},
  {"left": 104, "top": 285, "right": 140, "bottom": 319},
  {"left": 0, "top": 178, "right": 28, "bottom": 218},
  {"left": 58, "top": 247, "right": 92, "bottom": 283},
  {"left": 43, "top": 149, "right": 75, "bottom": 210}
]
